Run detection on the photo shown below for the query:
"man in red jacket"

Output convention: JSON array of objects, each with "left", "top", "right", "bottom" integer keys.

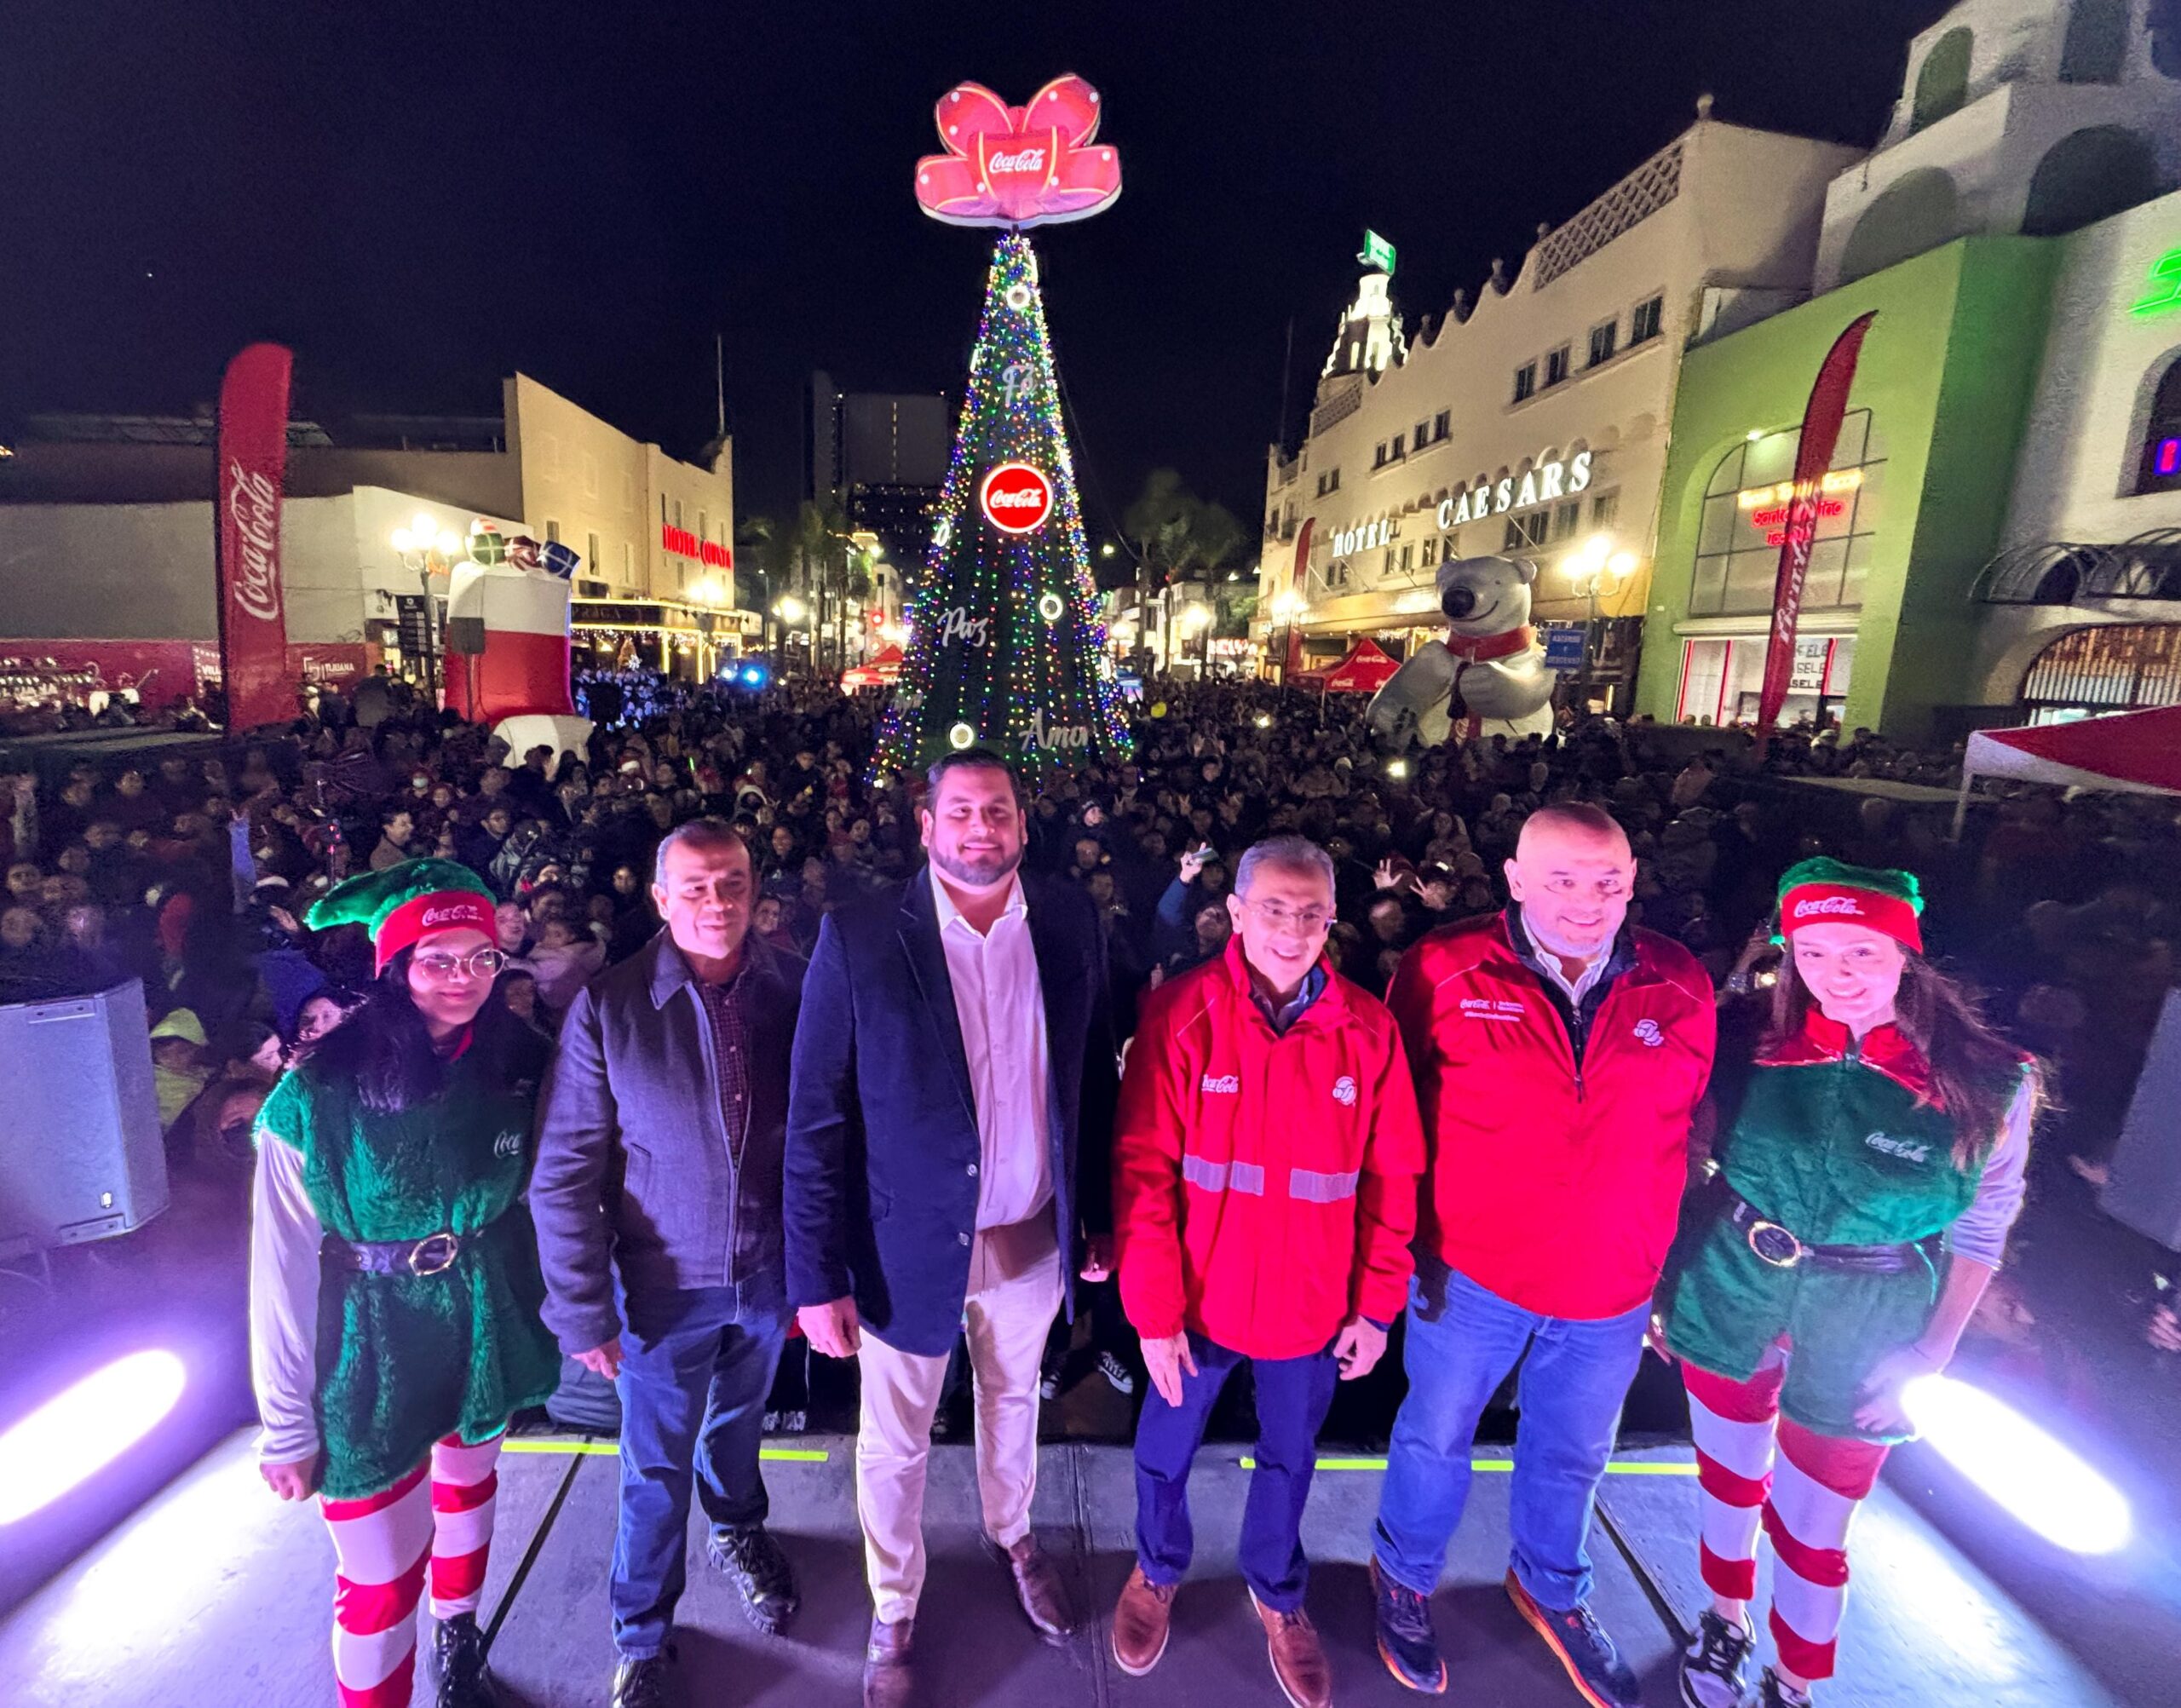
[
  {"left": 1370, "top": 804, "right": 1714, "bottom": 1707},
  {"left": 1112, "top": 834, "right": 1425, "bottom": 1708}
]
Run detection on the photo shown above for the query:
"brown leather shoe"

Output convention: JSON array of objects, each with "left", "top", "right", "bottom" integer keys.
[
  {"left": 1252, "top": 1588, "right": 1333, "bottom": 1708},
  {"left": 862, "top": 1615, "right": 913, "bottom": 1708},
  {"left": 995, "top": 1533, "right": 1077, "bottom": 1642},
  {"left": 1110, "top": 1565, "right": 1178, "bottom": 1676}
]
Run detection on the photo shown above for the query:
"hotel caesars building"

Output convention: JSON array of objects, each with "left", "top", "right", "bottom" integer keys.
[
  {"left": 1259, "top": 107, "right": 1858, "bottom": 705},
  {"left": 0, "top": 374, "right": 747, "bottom": 696},
  {"left": 1636, "top": 0, "right": 2181, "bottom": 734}
]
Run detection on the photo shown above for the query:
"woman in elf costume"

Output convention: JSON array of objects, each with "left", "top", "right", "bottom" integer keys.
[
  {"left": 250, "top": 860, "right": 561, "bottom": 1708},
  {"left": 1666, "top": 859, "right": 2038, "bottom": 1708}
]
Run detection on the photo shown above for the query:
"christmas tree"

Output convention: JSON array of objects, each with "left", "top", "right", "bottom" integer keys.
[{"left": 874, "top": 232, "right": 1132, "bottom": 780}]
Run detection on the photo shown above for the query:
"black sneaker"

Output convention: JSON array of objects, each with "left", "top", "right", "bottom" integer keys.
[
  {"left": 1505, "top": 1570, "right": 1642, "bottom": 1708},
  {"left": 1370, "top": 1558, "right": 1447, "bottom": 1694},
  {"left": 430, "top": 1611, "right": 499, "bottom": 1708},
  {"left": 708, "top": 1524, "right": 800, "bottom": 1634},
  {"left": 1098, "top": 1350, "right": 1137, "bottom": 1395},
  {"left": 1758, "top": 1669, "right": 1814, "bottom": 1708},
  {"left": 1680, "top": 1609, "right": 1756, "bottom": 1708}
]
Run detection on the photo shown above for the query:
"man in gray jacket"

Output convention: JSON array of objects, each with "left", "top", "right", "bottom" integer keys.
[{"left": 532, "top": 819, "right": 805, "bottom": 1708}]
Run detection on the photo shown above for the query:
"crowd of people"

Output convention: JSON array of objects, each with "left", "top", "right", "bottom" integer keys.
[{"left": 3, "top": 664, "right": 2178, "bottom": 1708}]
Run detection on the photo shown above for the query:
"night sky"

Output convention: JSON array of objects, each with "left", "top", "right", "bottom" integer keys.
[{"left": 0, "top": 1, "right": 1951, "bottom": 535}]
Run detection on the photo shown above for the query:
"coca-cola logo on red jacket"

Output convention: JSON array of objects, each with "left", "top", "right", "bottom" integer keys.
[{"left": 914, "top": 74, "right": 1122, "bottom": 229}]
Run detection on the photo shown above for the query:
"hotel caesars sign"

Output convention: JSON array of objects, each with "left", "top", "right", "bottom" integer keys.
[
  {"left": 1326, "top": 449, "right": 1596, "bottom": 559},
  {"left": 1435, "top": 451, "right": 1592, "bottom": 531}
]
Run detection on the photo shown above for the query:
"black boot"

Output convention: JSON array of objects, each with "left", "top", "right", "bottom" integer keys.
[
  {"left": 708, "top": 1523, "right": 800, "bottom": 1634},
  {"left": 432, "top": 1612, "right": 500, "bottom": 1708}
]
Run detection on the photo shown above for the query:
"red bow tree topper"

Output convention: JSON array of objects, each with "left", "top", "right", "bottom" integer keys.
[{"left": 914, "top": 74, "right": 1122, "bottom": 229}]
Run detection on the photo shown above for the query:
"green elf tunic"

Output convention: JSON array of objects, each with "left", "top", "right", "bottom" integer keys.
[
  {"left": 254, "top": 1025, "right": 560, "bottom": 1501},
  {"left": 1662, "top": 1009, "right": 2017, "bottom": 1444}
]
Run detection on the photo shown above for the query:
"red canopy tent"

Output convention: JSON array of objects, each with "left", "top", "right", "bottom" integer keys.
[
  {"left": 1953, "top": 702, "right": 2181, "bottom": 835},
  {"left": 841, "top": 644, "right": 905, "bottom": 690},
  {"left": 1319, "top": 638, "right": 1402, "bottom": 693}
]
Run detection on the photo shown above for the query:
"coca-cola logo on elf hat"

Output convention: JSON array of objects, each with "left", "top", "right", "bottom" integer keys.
[{"left": 980, "top": 462, "right": 1054, "bottom": 534}]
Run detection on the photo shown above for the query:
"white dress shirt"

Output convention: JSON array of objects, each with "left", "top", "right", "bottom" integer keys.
[{"left": 930, "top": 864, "right": 1055, "bottom": 1287}]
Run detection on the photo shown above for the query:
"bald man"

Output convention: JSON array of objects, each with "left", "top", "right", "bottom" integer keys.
[{"left": 1368, "top": 805, "right": 1715, "bottom": 1706}]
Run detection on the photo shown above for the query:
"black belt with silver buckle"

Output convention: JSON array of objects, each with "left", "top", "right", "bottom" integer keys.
[
  {"left": 1726, "top": 1197, "right": 1919, "bottom": 1274},
  {"left": 326, "top": 1230, "right": 465, "bottom": 1277}
]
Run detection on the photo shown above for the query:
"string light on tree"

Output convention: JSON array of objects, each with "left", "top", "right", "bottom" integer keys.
[{"left": 875, "top": 73, "right": 1132, "bottom": 780}]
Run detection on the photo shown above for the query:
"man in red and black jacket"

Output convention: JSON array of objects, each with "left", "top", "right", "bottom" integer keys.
[
  {"left": 1369, "top": 803, "right": 1715, "bottom": 1708},
  {"left": 1111, "top": 834, "right": 1424, "bottom": 1708}
]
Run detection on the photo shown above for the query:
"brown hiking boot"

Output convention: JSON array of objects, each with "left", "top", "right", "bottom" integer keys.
[
  {"left": 861, "top": 1615, "right": 913, "bottom": 1708},
  {"left": 1252, "top": 1587, "right": 1333, "bottom": 1708},
  {"left": 1111, "top": 1565, "right": 1178, "bottom": 1676}
]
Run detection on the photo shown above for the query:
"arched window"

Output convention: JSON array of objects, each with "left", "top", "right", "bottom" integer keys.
[
  {"left": 1691, "top": 411, "right": 1884, "bottom": 618},
  {"left": 1911, "top": 28, "right": 1973, "bottom": 133},
  {"left": 1839, "top": 169, "right": 1961, "bottom": 283},
  {"left": 2062, "top": 0, "right": 2130, "bottom": 83},
  {"left": 2023, "top": 127, "right": 2161, "bottom": 235},
  {"left": 2135, "top": 354, "right": 2181, "bottom": 493},
  {"left": 2022, "top": 623, "right": 2181, "bottom": 716}
]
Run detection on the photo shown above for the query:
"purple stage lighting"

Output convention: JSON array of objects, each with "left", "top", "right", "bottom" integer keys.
[{"left": 0, "top": 1350, "right": 187, "bottom": 1524}]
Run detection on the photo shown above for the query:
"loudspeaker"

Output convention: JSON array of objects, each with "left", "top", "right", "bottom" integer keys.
[
  {"left": 2103, "top": 986, "right": 2181, "bottom": 1255},
  {"left": 0, "top": 978, "right": 169, "bottom": 1261}
]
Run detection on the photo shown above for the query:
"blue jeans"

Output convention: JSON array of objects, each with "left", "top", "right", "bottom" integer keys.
[
  {"left": 611, "top": 1276, "right": 789, "bottom": 1659},
  {"left": 1372, "top": 1262, "right": 1648, "bottom": 1610},
  {"left": 1133, "top": 1333, "right": 1339, "bottom": 1613}
]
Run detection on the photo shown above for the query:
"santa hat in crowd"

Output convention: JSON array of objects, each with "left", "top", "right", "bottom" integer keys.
[
  {"left": 305, "top": 858, "right": 499, "bottom": 974},
  {"left": 1773, "top": 855, "right": 1925, "bottom": 954}
]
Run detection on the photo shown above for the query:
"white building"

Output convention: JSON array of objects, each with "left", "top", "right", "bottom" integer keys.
[
  {"left": 1259, "top": 103, "right": 1858, "bottom": 709},
  {"left": 1814, "top": 0, "right": 2181, "bottom": 291},
  {"left": 0, "top": 375, "right": 747, "bottom": 699}
]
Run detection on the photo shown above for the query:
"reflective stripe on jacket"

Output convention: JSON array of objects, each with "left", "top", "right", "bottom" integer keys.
[
  {"left": 1388, "top": 912, "right": 1716, "bottom": 1321},
  {"left": 1114, "top": 937, "right": 1425, "bottom": 1359}
]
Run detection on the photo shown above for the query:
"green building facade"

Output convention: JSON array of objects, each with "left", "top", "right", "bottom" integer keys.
[{"left": 1635, "top": 236, "right": 2060, "bottom": 740}]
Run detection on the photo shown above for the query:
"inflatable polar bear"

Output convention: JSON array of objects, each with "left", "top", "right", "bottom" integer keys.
[{"left": 1367, "top": 553, "right": 1557, "bottom": 748}]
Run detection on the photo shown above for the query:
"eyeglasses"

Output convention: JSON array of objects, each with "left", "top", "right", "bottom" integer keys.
[
  {"left": 1246, "top": 900, "right": 1333, "bottom": 933},
  {"left": 412, "top": 947, "right": 507, "bottom": 981}
]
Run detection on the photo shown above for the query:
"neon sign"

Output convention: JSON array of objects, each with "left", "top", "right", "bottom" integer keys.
[
  {"left": 661, "top": 523, "right": 732, "bottom": 568},
  {"left": 2130, "top": 247, "right": 2181, "bottom": 317},
  {"left": 1735, "top": 469, "right": 1862, "bottom": 509}
]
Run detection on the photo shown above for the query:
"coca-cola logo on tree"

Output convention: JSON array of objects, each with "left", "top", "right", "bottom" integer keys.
[{"left": 980, "top": 462, "right": 1054, "bottom": 533}]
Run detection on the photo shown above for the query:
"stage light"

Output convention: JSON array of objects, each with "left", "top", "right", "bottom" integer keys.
[
  {"left": 0, "top": 1351, "right": 187, "bottom": 1524},
  {"left": 1902, "top": 1374, "right": 2132, "bottom": 1555}
]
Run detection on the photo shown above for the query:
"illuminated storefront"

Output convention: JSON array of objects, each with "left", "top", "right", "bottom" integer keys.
[{"left": 1636, "top": 234, "right": 2059, "bottom": 739}]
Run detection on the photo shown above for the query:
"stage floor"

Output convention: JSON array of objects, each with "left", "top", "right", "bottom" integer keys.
[{"left": 1, "top": 1429, "right": 2140, "bottom": 1708}]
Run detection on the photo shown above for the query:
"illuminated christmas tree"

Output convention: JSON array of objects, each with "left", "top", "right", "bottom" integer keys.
[{"left": 874, "top": 74, "right": 1131, "bottom": 779}]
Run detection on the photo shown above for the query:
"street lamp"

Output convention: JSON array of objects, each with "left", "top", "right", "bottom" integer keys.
[
  {"left": 391, "top": 515, "right": 463, "bottom": 704},
  {"left": 1564, "top": 534, "right": 1636, "bottom": 717},
  {"left": 774, "top": 595, "right": 809, "bottom": 676},
  {"left": 1179, "top": 601, "right": 1212, "bottom": 676}
]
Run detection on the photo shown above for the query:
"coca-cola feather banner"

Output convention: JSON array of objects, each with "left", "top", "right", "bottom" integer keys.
[
  {"left": 1757, "top": 312, "right": 1875, "bottom": 733},
  {"left": 215, "top": 342, "right": 294, "bottom": 730}
]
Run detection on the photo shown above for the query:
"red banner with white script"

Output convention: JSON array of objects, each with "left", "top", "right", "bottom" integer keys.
[
  {"left": 1758, "top": 312, "right": 1875, "bottom": 733},
  {"left": 215, "top": 342, "right": 295, "bottom": 730}
]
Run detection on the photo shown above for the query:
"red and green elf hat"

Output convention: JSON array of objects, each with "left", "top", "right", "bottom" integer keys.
[
  {"left": 304, "top": 858, "right": 499, "bottom": 974},
  {"left": 1773, "top": 855, "right": 1924, "bottom": 953}
]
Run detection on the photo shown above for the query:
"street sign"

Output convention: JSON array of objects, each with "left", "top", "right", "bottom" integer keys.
[
  {"left": 1359, "top": 229, "right": 1396, "bottom": 275},
  {"left": 1544, "top": 625, "right": 1586, "bottom": 671}
]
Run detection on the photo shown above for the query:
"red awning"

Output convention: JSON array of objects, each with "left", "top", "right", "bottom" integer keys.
[
  {"left": 1320, "top": 638, "right": 1402, "bottom": 693},
  {"left": 840, "top": 643, "right": 905, "bottom": 691},
  {"left": 1962, "top": 704, "right": 2181, "bottom": 795}
]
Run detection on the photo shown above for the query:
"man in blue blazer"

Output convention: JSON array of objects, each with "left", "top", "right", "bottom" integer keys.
[{"left": 787, "top": 748, "right": 1119, "bottom": 1708}]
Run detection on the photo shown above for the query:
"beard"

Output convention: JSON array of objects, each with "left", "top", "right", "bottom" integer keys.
[{"left": 930, "top": 842, "right": 1024, "bottom": 889}]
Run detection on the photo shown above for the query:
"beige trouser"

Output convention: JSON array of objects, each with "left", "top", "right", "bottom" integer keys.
[{"left": 855, "top": 1229, "right": 1063, "bottom": 1624}]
